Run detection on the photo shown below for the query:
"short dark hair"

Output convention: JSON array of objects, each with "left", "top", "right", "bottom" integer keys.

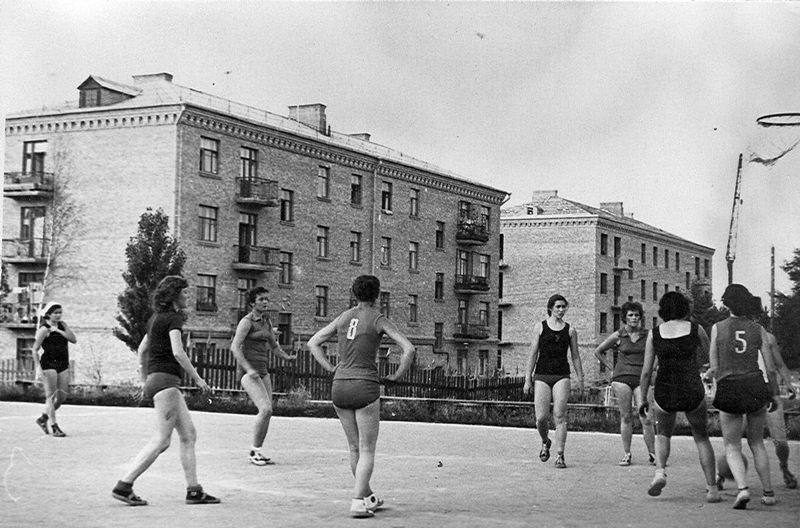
[
  {"left": 620, "top": 301, "right": 644, "bottom": 319},
  {"left": 246, "top": 286, "right": 269, "bottom": 305},
  {"left": 721, "top": 283, "right": 753, "bottom": 316},
  {"left": 352, "top": 275, "right": 380, "bottom": 303},
  {"left": 547, "top": 294, "right": 568, "bottom": 315},
  {"left": 748, "top": 295, "right": 764, "bottom": 318},
  {"left": 657, "top": 291, "right": 690, "bottom": 321},
  {"left": 153, "top": 275, "right": 188, "bottom": 312}
]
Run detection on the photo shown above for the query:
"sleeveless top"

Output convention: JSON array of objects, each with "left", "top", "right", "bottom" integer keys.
[
  {"left": 240, "top": 311, "right": 275, "bottom": 367},
  {"left": 41, "top": 321, "right": 69, "bottom": 361},
  {"left": 652, "top": 322, "right": 701, "bottom": 388},
  {"left": 714, "top": 317, "right": 764, "bottom": 381},
  {"left": 334, "top": 306, "right": 384, "bottom": 382},
  {"left": 145, "top": 311, "right": 185, "bottom": 377},
  {"left": 612, "top": 326, "right": 646, "bottom": 380},
  {"left": 534, "top": 320, "right": 571, "bottom": 376}
]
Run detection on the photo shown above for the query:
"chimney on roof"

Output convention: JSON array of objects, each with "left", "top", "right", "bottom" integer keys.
[
  {"left": 132, "top": 73, "right": 174, "bottom": 84},
  {"left": 288, "top": 104, "right": 327, "bottom": 134},
  {"left": 349, "top": 133, "right": 371, "bottom": 142},
  {"left": 531, "top": 190, "right": 558, "bottom": 201},
  {"left": 600, "top": 201, "right": 624, "bottom": 216}
]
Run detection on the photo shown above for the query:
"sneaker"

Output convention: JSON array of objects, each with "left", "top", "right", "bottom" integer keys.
[
  {"left": 648, "top": 471, "right": 667, "bottom": 496},
  {"left": 51, "top": 424, "right": 66, "bottom": 437},
  {"left": 715, "top": 475, "right": 725, "bottom": 491},
  {"left": 619, "top": 452, "right": 632, "bottom": 466},
  {"left": 733, "top": 488, "right": 750, "bottom": 510},
  {"left": 761, "top": 490, "right": 776, "bottom": 506},
  {"left": 706, "top": 488, "right": 722, "bottom": 503},
  {"left": 249, "top": 450, "right": 273, "bottom": 466},
  {"left": 112, "top": 486, "right": 148, "bottom": 506},
  {"left": 350, "top": 498, "right": 375, "bottom": 518},
  {"left": 784, "top": 469, "right": 798, "bottom": 489},
  {"left": 186, "top": 487, "right": 221, "bottom": 504},
  {"left": 554, "top": 454, "right": 567, "bottom": 469},
  {"left": 648, "top": 453, "right": 656, "bottom": 466},
  {"left": 364, "top": 493, "right": 384, "bottom": 512},
  {"left": 539, "top": 438, "right": 552, "bottom": 462},
  {"left": 35, "top": 415, "right": 49, "bottom": 435}
]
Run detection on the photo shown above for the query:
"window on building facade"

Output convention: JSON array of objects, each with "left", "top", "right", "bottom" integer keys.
[
  {"left": 457, "top": 299, "right": 469, "bottom": 325},
  {"left": 239, "top": 212, "right": 257, "bottom": 247},
  {"left": 653, "top": 246, "right": 658, "bottom": 267},
  {"left": 664, "top": 249, "right": 669, "bottom": 269},
  {"left": 23, "top": 141, "right": 47, "bottom": 174},
  {"left": 198, "top": 205, "right": 218, "bottom": 242},
  {"left": 479, "top": 301, "right": 490, "bottom": 326},
  {"left": 280, "top": 252, "right": 293, "bottom": 285},
  {"left": 20, "top": 206, "right": 46, "bottom": 240},
  {"left": 641, "top": 243, "right": 646, "bottom": 264},
  {"left": 280, "top": 189, "right": 294, "bottom": 222},
  {"left": 435, "top": 221, "right": 445, "bottom": 249},
  {"left": 675, "top": 251, "right": 680, "bottom": 271},
  {"left": 695, "top": 257, "right": 701, "bottom": 277},
  {"left": 350, "top": 231, "right": 361, "bottom": 263},
  {"left": 410, "top": 188, "right": 420, "bottom": 217},
  {"left": 600, "top": 233, "right": 608, "bottom": 256},
  {"left": 240, "top": 147, "right": 258, "bottom": 179},
  {"left": 18, "top": 272, "right": 44, "bottom": 287},
  {"left": 380, "top": 292, "right": 390, "bottom": 317},
  {"left": 641, "top": 280, "right": 646, "bottom": 300},
  {"left": 380, "top": 237, "right": 391, "bottom": 267},
  {"left": 459, "top": 200, "right": 471, "bottom": 221},
  {"left": 277, "top": 313, "right": 292, "bottom": 346},
  {"left": 704, "top": 259, "right": 710, "bottom": 278},
  {"left": 685, "top": 272, "right": 691, "bottom": 290},
  {"left": 614, "top": 236, "right": 621, "bottom": 262},
  {"left": 381, "top": 181, "right": 393, "bottom": 212},
  {"left": 457, "top": 249, "right": 470, "bottom": 276},
  {"left": 499, "top": 233, "right": 504, "bottom": 261},
  {"left": 435, "top": 273, "right": 444, "bottom": 300},
  {"left": 614, "top": 274, "right": 621, "bottom": 298},
  {"left": 497, "top": 311, "right": 503, "bottom": 341},
  {"left": 479, "top": 350, "right": 489, "bottom": 376},
  {"left": 196, "top": 274, "right": 217, "bottom": 311},
  {"left": 79, "top": 88, "right": 101, "bottom": 108},
  {"left": 317, "top": 226, "right": 329, "bottom": 258},
  {"left": 200, "top": 137, "right": 219, "bottom": 174},
  {"left": 457, "top": 349, "right": 468, "bottom": 375},
  {"left": 600, "top": 273, "right": 608, "bottom": 294},
  {"left": 434, "top": 322, "right": 443, "bottom": 350},
  {"left": 351, "top": 174, "right": 362, "bottom": 206},
  {"left": 496, "top": 349, "right": 503, "bottom": 371},
  {"left": 408, "top": 241, "right": 419, "bottom": 270},
  {"left": 315, "top": 286, "right": 328, "bottom": 317},
  {"left": 477, "top": 254, "right": 490, "bottom": 278},
  {"left": 628, "top": 259, "right": 634, "bottom": 280},
  {"left": 317, "top": 166, "right": 330, "bottom": 199},
  {"left": 499, "top": 272, "right": 504, "bottom": 299},
  {"left": 237, "top": 278, "right": 256, "bottom": 315},
  {"left": 613, "top": 313, "right": 621, "bottom": 331},
  {"left": 480, "top": 206, "right": 490, "bottom": 229},
  {"left": 600, "top": 312, "right": 608, "bottom": 334},
  {"left": 408, "top": 294, "right": 418, "bottom": 323},
  {"left": 652, "top": 282, "right": 658, "bottom": 302}
]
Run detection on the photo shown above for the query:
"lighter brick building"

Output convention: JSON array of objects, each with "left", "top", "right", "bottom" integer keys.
[
  {"left": 498, "top": 190, "right": 714, "bottom": 384},
  {"left": 2, "top": 73, "right": 509, "bottom": 384}
]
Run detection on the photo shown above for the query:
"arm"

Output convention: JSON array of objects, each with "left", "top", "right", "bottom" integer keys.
[
  {"left": 31, "top": 326, "right": 48, "bottom": 373},
  {"left": 696, "top": 324, "right": 710, "bottom": 370},
  {"left": 169, "top": 329, "right": 210, "bottom": 391},
  {"left": 593, "top": 332, "right": 619, "bottom": 371},
  {"left": 265, "top": 320, "right": 295, "bottom": 361},
  {"left": 55, "top": 321, "right": 77, "bottom": 343},
  {"left": 307, "top": 318, "right": 339, "bottom": 373},
  {"left": 706, "top": 324, "right": 719, "bottom": 380},
  {"left": 639, "top": 331, "right": 656, "bottom": 409},
  {"left": 378, "top": 317, "right": 416, "bottom": 381},
  {"left": 231, "top": 318, "right": 258, "bottom": 377},
  {"left": 522, "top": 322, "right": 543, "bottom": 394},
  {"left": 137, "top": 334, "right": 150, "bottom": 383},
  {"left": 569, "top": 327, "right": 584, "bottom": 392},
  {"left": 766, "top": 333, "right": 794, "bottom": 390}
]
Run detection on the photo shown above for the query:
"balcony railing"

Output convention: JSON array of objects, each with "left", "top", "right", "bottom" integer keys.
[
  {"left": 4, "top": 172, "right": 55, "bottom": 197},
  {"left": 452, "top": 323, "right": 491, "bottom": 340},
  {"left": 454, "top": 274, "right": 490, "bottom": 292},
  {"left": 2, "top": 238, "right": 49, "bottom": 262},
  {"left": 232, "top": 245, "right": 282, "bottom": 272},
  {"left": 0, "top": 300, "right": 39, "bottom": 327},
  {"left": 456, "top": 218, "right": 489, "bottom": 245},
  {"left": 235, "top": 177, "right": 279, "bottom": 207}
]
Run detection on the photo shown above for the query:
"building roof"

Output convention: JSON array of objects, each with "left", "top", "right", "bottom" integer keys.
[
  {"left": 502, "top": 190, "right": 714, "bottom": 252},
  {"left": 7, "top": 74, "right": 508, "bottom": 199}
]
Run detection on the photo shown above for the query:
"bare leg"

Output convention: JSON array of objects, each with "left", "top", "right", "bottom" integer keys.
[
  {"left": 241, "top": 374, "right": 273, "bottom": 449},
  {"left": 172, "top": 393, "right": 199, "bottom": 488},
  {"left": 613, "top": 382, "right": 634, "bottom": 454},
  {"left": 744, "top": 408, "right": 772, "bottom": 493},
  {"left": 633, "top": 386, "right": 656, "bottom": 456},
  {"left": 120, "top": 388, "right": 178, "bottom": 484},
  {"left": 336, "top": 400, "right": 380, "bottom": 498},
  {"left": 533, "top": 380, "right": 553, "bottom": 444},
  {"left": 652, "top": 403, "right": 675, "bottom": 471},
  {"left": 685, "top": 400, "right": 717, "bottom": 487},
  {"left": 552, "top": 378, "right": 571, "bottom": 455},
  {"left": 41, "top": 369, "right": 58, "bottom": 423}
]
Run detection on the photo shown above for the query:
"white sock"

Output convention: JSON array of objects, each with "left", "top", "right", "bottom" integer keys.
[{"left": 251, "top": 446, "right": 262, "bottom": 453}]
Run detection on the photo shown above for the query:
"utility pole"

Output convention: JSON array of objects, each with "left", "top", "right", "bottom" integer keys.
[
  {"left": 725, "top": 154, "right": 744, "bottom": 285},
  {"left": 770, "top": 245, "right": 775, "bottom": 332}
]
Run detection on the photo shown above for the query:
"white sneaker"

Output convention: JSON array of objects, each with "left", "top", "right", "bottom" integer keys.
[
  {"left": 350, "top": 498, "right": 375, "bottom": 518},
  {"left": 364, "top": 493, "right": 384, "bottom": 512},
  {"left": 248, "top": 451, "right": 272, "bottom": 466}
]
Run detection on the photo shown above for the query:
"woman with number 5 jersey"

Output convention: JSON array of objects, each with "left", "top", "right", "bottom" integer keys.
[{"left": 308, "top": 275, "right": 416, "bottom": 518}]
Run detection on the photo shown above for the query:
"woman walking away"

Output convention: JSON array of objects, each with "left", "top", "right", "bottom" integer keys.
[
  {"left": 32, "top": 302, "right": 77, "bottom": 437},
  {"left": 112, "top": 275, "right": 220, "bottom": 507},
  {"left": 594, "top": 301, "right": 655, "bottom": 466},
  {"left": 639, "top": 291, "right": 719, "bottom": 503},
  {"left": 707, "top": 284, "right": 778, "bottom": 509},
  {"left": 523, "top": 294, "right": 584, "bottom": 469},
  {"left": 231, "top": 286, "right": 296, "bottom": 465},
  {"left": 308, "top": 275, "right": 416, "bottom": 518}
]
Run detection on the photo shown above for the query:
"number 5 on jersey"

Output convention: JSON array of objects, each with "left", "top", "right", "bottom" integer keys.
[
  {"left": 734, "top": 330, "right": 747, "bottom": 354},
  {"left": 346, "top": 318, "right": 360, "bottom": 340}
]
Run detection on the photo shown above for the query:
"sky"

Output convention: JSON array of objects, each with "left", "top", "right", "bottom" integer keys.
[{"left": 2, "top": 0, "right": 800, "bottom": 303}]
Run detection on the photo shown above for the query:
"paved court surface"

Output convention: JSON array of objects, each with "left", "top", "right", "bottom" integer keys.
[{"left": 1, "top": 401, "right": 798, "bottom": 527}]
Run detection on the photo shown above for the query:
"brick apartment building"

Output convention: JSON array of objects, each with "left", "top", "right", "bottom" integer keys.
[
  {"left": 499, "top": 190, "right": 714, "bottom": 383},
  {"left": 2, "top": 73, "right": 509, "bottom": 384}
]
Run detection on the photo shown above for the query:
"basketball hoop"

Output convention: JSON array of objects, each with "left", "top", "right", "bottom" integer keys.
[
  {"left": 756, "top": 113, "right": 800, "bottom": 127},
  {"left": 749, "top": 113, "right": 800, "bottom": 166}
]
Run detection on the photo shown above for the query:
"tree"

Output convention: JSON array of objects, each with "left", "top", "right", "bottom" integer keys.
[
  {"left": 772, "top": 248, "right": 800, "bottom": 368},
  {"left": 113, "top": 208, "right": 186, "bottom": 352}
]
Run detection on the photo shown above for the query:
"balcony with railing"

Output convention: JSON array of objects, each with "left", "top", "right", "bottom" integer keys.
[
  {"left": 452, "top": 322, "right": 491, "bottom": 340},
  {"left": 4, "top": 172, "right": 55, "bottom": 198},
  {"left": 456, "top": 217, "right": 489, "bottom": 245},
  {"left": 453, "top": 274, "right": 490, "bottom": 293},
  {"left": 2, "top": 238, "right": 48, "bottom": 264},
  {"left": 0, "top": 299, "right": 38, "bottom": 328},
  {"left": 232, "top": 245, "right": 282, "bottom": 272},
  {"left": 235, "top": 178, "right": 279, "bottom": 207}
]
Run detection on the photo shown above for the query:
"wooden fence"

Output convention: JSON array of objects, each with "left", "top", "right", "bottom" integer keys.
[{"left": 0, "top": 358, "right": 75, "bottom": 384}]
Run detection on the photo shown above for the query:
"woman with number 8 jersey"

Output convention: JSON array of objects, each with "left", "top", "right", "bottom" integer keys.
[
  {"left": 708, "top": 283, "right": 778, "bottom": 509},
  {"left": 308, "top": 275, "right": 416, "bottom": 518}
]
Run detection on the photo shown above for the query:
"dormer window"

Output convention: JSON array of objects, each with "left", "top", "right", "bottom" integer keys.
[{"left": 80, "top": 88, "right": 102, "bottom": 108}]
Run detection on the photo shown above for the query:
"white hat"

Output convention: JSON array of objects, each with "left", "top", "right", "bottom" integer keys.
[{"left": 39, "top": 302, "right": 62, "bottom": 318}]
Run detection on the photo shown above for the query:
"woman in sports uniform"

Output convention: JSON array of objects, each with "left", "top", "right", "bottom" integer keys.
[
  {"left": 112, "top": 275, "right": 220, "bottom": 507},
  {"left": 32, "top": 302, "right": 77, "bottom": 437},
  {"left": 707, "top": 284, "right": 778, "bottom": 508},
  {"left": 232, "top": 286, "right": 296, "bottom": 466},
  {"left": 308, "top": 275, "right": 415, "bottom": 518},
  {"left": 523, "top": 294, "right": 584, "bottom": 469},
  {"left": 639, "top": 291, "right": 719, "bottom": 503},
  {"left": 594, "top": 301, "right": 655, "bottom": 466}
]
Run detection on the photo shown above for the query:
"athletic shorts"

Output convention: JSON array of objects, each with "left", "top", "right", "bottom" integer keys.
[
  {"left": 40, "top": 353, "right": 69, "bottom": 373},
  {"left": 237, "top": 364, "right": 270, "bottom": 380},
  {"left": 654, "top": 381, "right": 705, "bottom": 413},
  {"left": 713, "top": 373, "right": 771, "bottom": 415},
  {"left": 534, "top": 374, "right": 569, "bottom": 389},
  {"left": 331, "top": 379, "right": 380, "bottom": 410},
  {"left": 612, "top": 374, "right": 640, "bottom": 390},
  {"left": 143, "top": 372, "right": 181, "bottom": 400}
]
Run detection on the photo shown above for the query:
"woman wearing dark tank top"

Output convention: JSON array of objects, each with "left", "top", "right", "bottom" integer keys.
[{"left": 523, "top": 294, "right": 584, "bottom": 469}]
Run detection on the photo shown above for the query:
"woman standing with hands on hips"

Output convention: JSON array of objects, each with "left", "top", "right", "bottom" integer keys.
[
  {"left": 523, "top": 294, "right": 584, "bottom": 469},
  {"left": 32, "top": 302, "right": 77, "bottom": 437},
  {"left": 112, "top": 275, "right": 220, "bottom": 507},
  {"left": 231, "top": 286, "right": 296, "bottom": 466},
  {"left": 308, "top": 275, "right": 416, "bottom": 518}
]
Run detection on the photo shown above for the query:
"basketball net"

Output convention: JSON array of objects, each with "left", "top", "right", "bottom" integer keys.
[{"left": 747, "top": 114, "right": 800, "bottom": 167}]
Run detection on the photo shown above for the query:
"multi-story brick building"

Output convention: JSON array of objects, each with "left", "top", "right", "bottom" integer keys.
[
  {"left": 498, "top": 190, "right": 714, "bottom": 383},
  {"left": 2, "top": 73, "right": 509, "bottom": 383}
]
